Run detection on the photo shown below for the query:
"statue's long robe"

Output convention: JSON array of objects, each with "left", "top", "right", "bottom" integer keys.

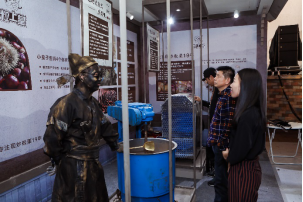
[{"left": 43, "top": 88, "right": 118, "bottom": 202}]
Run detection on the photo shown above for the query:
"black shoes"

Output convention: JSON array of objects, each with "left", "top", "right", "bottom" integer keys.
[
  {"left": 207, "top": 170, "right": 215, "bottom": 177},
  {"left": 207, "top": 178, "right": 215, "bottom": 187},
  {"left": 206, "top": 170, "right": 215, "bottom": 187}
]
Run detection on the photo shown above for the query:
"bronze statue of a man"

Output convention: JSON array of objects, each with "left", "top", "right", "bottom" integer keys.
[{"left": 43, "top": 53, "right": 118, "bottom": 202}]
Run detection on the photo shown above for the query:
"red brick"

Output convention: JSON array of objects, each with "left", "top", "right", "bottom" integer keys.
[
  {"left": 284, "top": 85, "right": 293, "bottom": 89},
  {"left": 291, "top": 96, "right": 300, "bottom": 99},
  {"left": 292, "top": 82, "right": 300, "bottom": 85}
]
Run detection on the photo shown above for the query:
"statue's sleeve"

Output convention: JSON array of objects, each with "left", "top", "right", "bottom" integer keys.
[
  {"left": 43, "top": 99, "right": 74, "bottom": 164},
  {"left": 99, "top": 113, "right": 119, "bottom": 151}
]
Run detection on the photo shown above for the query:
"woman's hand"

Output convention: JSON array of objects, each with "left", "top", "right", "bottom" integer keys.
[{"left": 222, "top": 148, "right": 229, "bottom": 161}]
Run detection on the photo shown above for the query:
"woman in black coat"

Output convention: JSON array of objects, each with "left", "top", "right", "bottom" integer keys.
[{"left": 222, "top": 68, "right": 266, "bottom": 202}]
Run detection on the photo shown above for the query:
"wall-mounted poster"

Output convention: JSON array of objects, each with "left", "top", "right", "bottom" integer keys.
[
  {"left": 0, "top": 0, "right": 80, "bottom": 162},
  {"left": 117, "top": 63, "right": 135, "bottom": 85},
  {"left": 117, "top": 37, "right": 135, "bottom": 62},
  {"left": 100, "top": 66, "right": 117, "bottom": 86},
  {"left": 156, "top": 61, "right": 192, "bottom": 101},
  {"left": 0, "top": 28, "right": 32, "bottom": 91},
  {"left": 82, "top": 0, "right": 112, "bottom": 66},
  {"left": 147, "top": 23, "right": 160, "bottom": 71},
  {"left": 118, "top": 87, "right": 136, "bottom": 103},
  {"left": 98, "top": 88, "right": 117, "bottom": 113}
]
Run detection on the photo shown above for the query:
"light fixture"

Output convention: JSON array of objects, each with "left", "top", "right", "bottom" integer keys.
[
  {"left": 168, "top": 17, "right": 174, "bottom": 24},
  {"left": 126, "top": 12, "right": 134, "bottom": 20},
  {"left": 234, "top": 10, "right": 239, "bottom": 18},
  {"left": 176, "top": 9, "right": 181, "bottom": 12}
]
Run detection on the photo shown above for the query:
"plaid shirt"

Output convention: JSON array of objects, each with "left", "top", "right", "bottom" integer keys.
[{"left": 207, "top": 86, "right": 236, "bottom": 150}]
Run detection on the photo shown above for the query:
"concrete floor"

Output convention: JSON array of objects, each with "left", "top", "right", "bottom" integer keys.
[{"left": 175, "top": 151, "right": 284, "bottom": 202}]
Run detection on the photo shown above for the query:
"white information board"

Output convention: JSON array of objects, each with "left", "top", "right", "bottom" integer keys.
[
  {"left": 82, "top": 0, "right": 113, "bottom": 66},
  {"left": 147, "top": 23, "right": 160, "bottom": 71}
]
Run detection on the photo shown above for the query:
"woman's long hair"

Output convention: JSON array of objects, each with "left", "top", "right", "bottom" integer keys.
[{"left": 233, "top": 68, "right": 266, "bottom": 128}]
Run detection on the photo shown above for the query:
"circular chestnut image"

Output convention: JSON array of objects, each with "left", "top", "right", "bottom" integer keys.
[{"left": 0, "top": 28, "right": 32, "bottom": 91}]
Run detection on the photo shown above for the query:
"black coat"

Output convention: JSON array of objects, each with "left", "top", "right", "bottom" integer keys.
[{"left": 227, "top": 107, "right": 265, "bottom": 166}]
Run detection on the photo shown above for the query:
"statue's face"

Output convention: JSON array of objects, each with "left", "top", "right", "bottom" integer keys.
[
  {"left": 80, "top": 64, "right": 102, "bottom": 92},
  {"left": 5, "top": 0, "right": 20, "bottom": 11}
]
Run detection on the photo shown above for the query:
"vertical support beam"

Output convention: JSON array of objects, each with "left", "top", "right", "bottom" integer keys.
[
  {"left": 142, "top": 3, "right": 148, "bottom": 144},
  {"left": 80, "top": 0, "right": 84, "bottom": 56},
  {"left": 199, "top": 0, "right": 203, "bottom": 169},
  {"left": 166, "top": 1, "right": 173, "bottom": 201},
  {"left": 207, "top": 18, "right": 210, "bottom": 103},
  {"left": 119, "top": 1, "right": 131, "bottom": 201},
  {"left": 142, "top": 4, "right": 146, "bottom": 103},
  {"left": 162, "top": 21, "right": 164, "bottom": 64},
  {"left": 66, "top": 0, "right": 73, "bottom": 92},
  {"left": 190, "top": 0, "right": 196, "bottom": 189}
]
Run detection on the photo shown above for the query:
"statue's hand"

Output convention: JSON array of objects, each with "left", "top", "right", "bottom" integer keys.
[
  {"left": 117, "top": 143, "right": 123, "bottom": 152},
  {"left": 46, "top": 165, "right": 56, "bottom": 176}
]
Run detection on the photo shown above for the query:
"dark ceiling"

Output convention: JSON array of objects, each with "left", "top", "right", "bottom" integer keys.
[{"left": 143, "top": 0, "right": 209, "bottom": 21}]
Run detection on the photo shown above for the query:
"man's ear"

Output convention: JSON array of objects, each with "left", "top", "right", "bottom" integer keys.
[{"left": 225, "top": 77, "right": 231, "bottom": 85}]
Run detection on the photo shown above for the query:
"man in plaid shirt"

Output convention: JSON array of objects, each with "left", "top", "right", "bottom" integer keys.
[{"left": 207, "top": 66, "right": 236, "bottom": 202}]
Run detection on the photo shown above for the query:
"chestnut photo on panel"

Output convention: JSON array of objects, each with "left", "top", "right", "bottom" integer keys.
[{"left": 0, "top": 28, "right": 32, "bottom": 91}]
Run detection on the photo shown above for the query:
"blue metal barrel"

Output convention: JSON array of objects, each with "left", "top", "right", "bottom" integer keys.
[{"left": 117, "top": 138, "right": 177, "bottom": 201}]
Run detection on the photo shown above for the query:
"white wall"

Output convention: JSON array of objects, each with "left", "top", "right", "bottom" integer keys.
[{"left": 267, "top": 0, "right": 302, "bottom": 67}]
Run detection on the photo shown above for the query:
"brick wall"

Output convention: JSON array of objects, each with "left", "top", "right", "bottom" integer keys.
[{"left": 267, "top": 75, "right": 302, "bottom": 122}]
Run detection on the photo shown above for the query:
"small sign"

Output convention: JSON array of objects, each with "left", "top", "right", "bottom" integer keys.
[
  {"left": 147, "top": 23, "right": 160, "bottom": 71},
  {"left": 156, "top": 61, "right": 192, "bottom": 101}
]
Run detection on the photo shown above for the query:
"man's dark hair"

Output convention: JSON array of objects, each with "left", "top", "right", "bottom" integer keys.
[
  {"left": 216, "top": 66, "right": 235, "bottom": 83},
  {"left": 202, "top": 67, "right": 216, "bottom": 81}
]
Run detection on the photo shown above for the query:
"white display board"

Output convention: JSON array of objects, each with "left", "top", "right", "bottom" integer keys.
[
  {"left": 147, "top": 23, "right": 160, "bottom": 71},
  {"left": 0, "top": 0, "right": 81, "bottom": 162},
  {"left": 82, "top": 0, "right": 113, "bottom": 66},
  {"left": 149, "top": 25, "right": 257, "bottom": 113}
]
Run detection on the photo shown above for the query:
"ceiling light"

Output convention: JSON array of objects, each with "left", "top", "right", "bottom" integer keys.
[
  {"left": 176, "top": 9, "right": 181, "bottom": 12},
  {"left": 126, "top": 12, "right": 134, "bottom": 20},
  {"left": 234, "top": 10, "right": 239, "bottom": 18},
  {"left": 168, "top": 17, "right": 174, "bottom": 24}
]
